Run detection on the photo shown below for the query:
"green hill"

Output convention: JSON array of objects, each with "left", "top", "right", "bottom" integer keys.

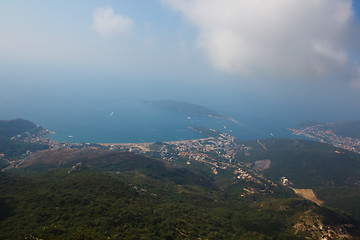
[
  {"left": 19, "top": 149, "right": 216, "bottom": 189},
  {"left": 142, "top": 100, "right": 223, "bottom": 117},
  {"left": 0, "top": 118, "right": 37, "bottom": 138},
  {"left": 0, "top": 119, "right": 48, "bottom": 161},
  {"left": 236, "top": 138, "right": 360, "bottom": 218},
  {"left": 237, "top": 138, "right": 360, "bottom": 187},
  {"left": 1, "top": 121, "right": 360, "bottom": 239},
  {"left": 331, "top": 120, "right": 360, "bottom": 138},
  {"left": 1, "top": 148, "right": 359, "bottom": 239}
]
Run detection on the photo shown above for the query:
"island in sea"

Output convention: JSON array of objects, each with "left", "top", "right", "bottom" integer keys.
[{"left": 141, "top": 99, "right": 239, "bottom": 123}]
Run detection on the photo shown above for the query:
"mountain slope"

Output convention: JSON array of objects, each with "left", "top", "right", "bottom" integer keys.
[
  {"left": 1, "top": 148, "right": 359, "bottom": 240},
  {"left": 332, "top": 120, "right": 360, "bottom": 138},
  {"left": 0, "top": 118, "right": 37, "bottom": 138},
  {"left": 0, "top": 119, "right": 48, "bottom": 160},
  {"left": 236, "top": 138, "right": 360, "bottom": 218},
  {"left": 18, "top": 149, "right": 216, "bottom": 189}
]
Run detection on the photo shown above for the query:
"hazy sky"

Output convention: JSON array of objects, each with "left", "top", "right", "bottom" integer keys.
[{"left": 1, "top": 0, "right": 360, "bottom": 122}]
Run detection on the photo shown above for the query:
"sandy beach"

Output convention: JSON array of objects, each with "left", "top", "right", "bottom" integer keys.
[{"left": 98, "top": 137, "right": 211, "bottom": 147}]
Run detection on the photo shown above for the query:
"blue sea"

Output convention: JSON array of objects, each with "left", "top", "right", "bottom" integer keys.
[
  {"left": 2, "top": 99, "right": 297, "bottom": 143},
  {"left": 2, "top": 68, "right": 360, "bottom": 144}
]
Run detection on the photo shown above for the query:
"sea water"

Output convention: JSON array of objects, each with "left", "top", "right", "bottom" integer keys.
[
  {"left": 0, "top": 92, "right": 297, "bottom": 143},
  {"left": 25, "top": 100, "right": 296, "bottom": 143}
]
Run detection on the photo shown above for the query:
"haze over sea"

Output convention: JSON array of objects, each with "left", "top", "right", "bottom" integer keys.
[
  {"left": 2, "top": 1, "right": 360, "bottom": 144},
  {"left": 0, "top": 74, "right": 338, "bottom": 143},
  {"left": 0, "top": 74, "right": 301, "bottom": 143},
  {"left": 2, "top": 71, "right": 360, "bottom": 144},
  {"left": 0, "top": 97, "right": 291, "bottom": 144}
]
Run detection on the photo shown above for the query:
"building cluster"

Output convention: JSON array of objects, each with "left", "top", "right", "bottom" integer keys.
[
  {"left": 8, "top": 125, "right": 102, "bottom": 151},
  {"left": 234, "top": 168, "right": 254, "bottom": 180},
  {"left": 0, "top": 153, "right": 8, "bottom": 164},
  {"left": 11, "top": 126, "right": 51, "bottom": 143},
  {"left": 160, "top": 135, "right": 277, "bottom": 188},
  {"left": 167, "top": 133, "right": 237, "bottom": 164},
  {"left": 280, "top": 176, "right": 292, "bottom": 186},
  {"left": 295, "top": 212, "right": 354, "bottom": 240},
  {"left": 93, "top": 131, "right": 280, "bottom": 190},
  {"left": 289, "top": 125, "right": 360, "bottom": 154},
  {"left": 7, "top": 126, "right": 281, "bottom": 191}
]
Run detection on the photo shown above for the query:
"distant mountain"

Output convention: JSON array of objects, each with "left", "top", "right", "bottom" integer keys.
[
  {"left": 142, "top": 99, "right": 222, "bottom": 117},
  {"left": 1, "top": 148, "right": 359, "bottom": 239},
  {"left": 236, "top": 138, "right": 360, "bottom": 218},
  {"left": 331, "top": 120, "right": 360, "bottom": 139},
  {"left": 298, "top": 120, "right": 360, "bottom": 138},
  {"left": 0, "top": 118, "right": 37, "bottom": 138},
  {"left": 0, "top": 119, "right": 48, "bottom": 160},
  {"left": 297, "top": 119, "right": 360, "bottom": 139},
  {"left": 297, "top": 120, "right": 324, "bottom": 128},
  {"left": 290, "top": 120, "right": 360, "bottom": 154},
  {"left": 142, "top": 100, "right": 238, "bottom": 123}
]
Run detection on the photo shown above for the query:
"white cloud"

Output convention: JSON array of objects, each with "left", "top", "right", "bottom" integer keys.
[
  {"left": 162, "top": 0, "right": 360, "bottom": 80},
  {"left": 93, "top": 6, "right": 133, "bottom": 38}
]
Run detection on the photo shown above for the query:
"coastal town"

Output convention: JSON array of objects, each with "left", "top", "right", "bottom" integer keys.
[
  {"left": 97, "top": 128, "right": 278, "bottom": 194},
  {"left": 1, "top": 122, "right": 358, "bottom": 239},
  {"left": 289, "top": 124, "right": 360, "bottom": 154},
  {"left": 5, "top": 125, "right": 277, "bottom": 194}
]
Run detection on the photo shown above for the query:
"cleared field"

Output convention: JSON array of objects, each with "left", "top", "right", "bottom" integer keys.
[
  {"left": 254, "top": 159, "right": 271, "bottom": 171},
  {"left": 292, "top": 188, "right": 324, "bottom": 205}
]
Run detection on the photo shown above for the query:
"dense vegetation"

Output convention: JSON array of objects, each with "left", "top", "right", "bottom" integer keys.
[
  {"left": 0, "top": 134, "right": 48, "bottom": 159},
  {"left": 0, "top": 119, "right": 48, "bottom": 159},
  {"left": 1, "top": 120, "right": 360, "bottom": 239},
  {"left": 331, "top": 120, "right": 360, "bottom": 138},
  {"left": 1, "top": 150, "right": 358, "bottom": 240},
  {"left": 315, "top": 186, "right": 360, "bottom": 219},
  {"left": 236, "top": 138, "right": 360, "bottom": 218},
  {"left": 0, "top": 118, "right": 37, "bottom": 138},
  {"left": 142, "top": 100, "right": 222, "bottom": 117}
]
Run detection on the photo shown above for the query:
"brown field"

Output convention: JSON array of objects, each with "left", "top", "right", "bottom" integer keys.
[
  {"left": 291, "top": 188, "right": 324, "bottom": 205},
  {"left": 254, "top": 159, "right": 271, "bottom": 171}
]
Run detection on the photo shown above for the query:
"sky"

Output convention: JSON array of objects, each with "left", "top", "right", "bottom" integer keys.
[{"left": 1, "top": 0, "right": 360, "bottom": 123}]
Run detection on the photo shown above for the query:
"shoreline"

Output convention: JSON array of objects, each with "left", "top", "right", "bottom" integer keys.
[{"left": 98, "top": 137, "right": 212, "bottom": 146}]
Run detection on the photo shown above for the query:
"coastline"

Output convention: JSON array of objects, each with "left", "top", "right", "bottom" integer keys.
[{"left": 98, "top": 137, "right": 211, "bottom": 146}]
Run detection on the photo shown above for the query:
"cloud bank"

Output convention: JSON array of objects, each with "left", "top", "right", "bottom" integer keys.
[
  {"left": 93, "top": 6, "right": 133, "bottom": 38},
  {"left": 163, "top": 0, "right": 359, "bottom": 81}
]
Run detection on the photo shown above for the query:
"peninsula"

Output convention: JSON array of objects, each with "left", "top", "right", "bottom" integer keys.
[{"left": 289, "top": 120, "right": 360, "bottom": 154}]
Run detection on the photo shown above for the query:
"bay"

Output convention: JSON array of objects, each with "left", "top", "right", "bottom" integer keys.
[{"left": 1, "top": 97, "right": 297, "bottom": 143}]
